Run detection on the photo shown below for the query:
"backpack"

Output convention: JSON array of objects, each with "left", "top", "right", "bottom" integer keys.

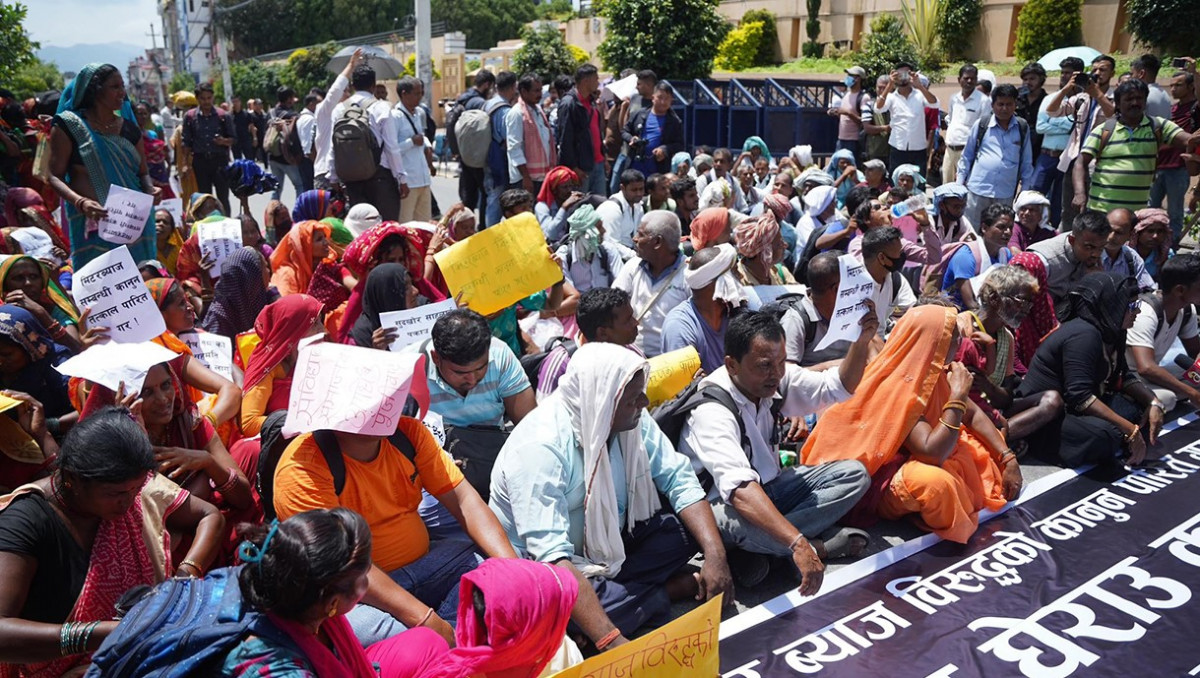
[
  {"left": 281, "top": 111, "right": 309, "bottom": 165},
  {"left": 262, "top": 116, "right": 295, "bottom": 159},
  {"left": 792, "top": 222, "right": 832, "bottom": 283},
  {"left": 652, "top": 381, "right": 781, "bottom": 493},
  {"left": 758, "top": 292, "right": 807, "bottom": 320},
  {"left": 1139, "top": 292, "right": 1193, "bottom": 339},
  {"left": 520, "top": 336, "right": 578, "bottom": 389},
  {"left": 966, "top": 111, "right": 1029, "bottom": 185},
  {"left": 455, "top": 98, "right": 505, "bottom": 169},
  {"left": 333, "top": 101, "right": 382, "bottom": 183},
  {"left": 1093, "top": 115, "right": 1165, "bottom": 158},
  {"left": 84, "top": 567, "right": 289, "bottom": 678},
  {"left": 445, "top": 99, "right": 471, "bottom": 158}
]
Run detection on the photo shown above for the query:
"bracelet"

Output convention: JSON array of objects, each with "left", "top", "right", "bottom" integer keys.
[
  {"left": 595, "top": 627, "right": 622, "bottom": 651},
  {"left": 179, "top": 559, "right": 204, "bottom": 577},
  {"left": 214, "top": 466, "right": 238, "bottom": 493},
  {"left": 78, "top": 621, "right": 99, "bottom": 653},
  {"left": 417, "top": 607, "right": 435, "bottom": 628},
  {"left": 944, "top": 399, "right": 968, "bottom": 411},
  {"left": 46, "top": 416, "right": 60, "bottom": 436},
  {"left": 1125, "top": 425, "right": 1141, "bottom": 443},
  {"left": 787, "top": 532, "right": 807, "bottom": 551},
  {"left": 59, "top": 621, "right": 74, "bottom": 656},
  {"left": 939, "top": 417, "right": 962, "bottom": 431}
]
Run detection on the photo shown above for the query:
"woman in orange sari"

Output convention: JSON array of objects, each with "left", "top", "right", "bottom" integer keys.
[
  {"left": 269, "top": 220, "right": 333, "bottom": 297},
  {"left": 802, "top": 305, "right": 1023, "bottom": 543}
]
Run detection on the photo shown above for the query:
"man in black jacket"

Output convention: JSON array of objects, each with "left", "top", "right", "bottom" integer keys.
[
  {"left": 624, "top": 82, "right": 685, "bottom": 177},
  {"left": 556, "top": 64, "right": 606, "bottom": 196}
]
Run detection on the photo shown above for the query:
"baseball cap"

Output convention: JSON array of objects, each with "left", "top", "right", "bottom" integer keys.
[{"left": 845, "top": 66, "right": 867, "bottom": 77}]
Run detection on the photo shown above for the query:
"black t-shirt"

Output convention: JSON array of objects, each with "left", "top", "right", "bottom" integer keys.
[
  {"left": 0, "top": 493, "right": 88, "bottom": 623},
  {"left": 52, "top": 116, "right": 142, "bottom": 168}
]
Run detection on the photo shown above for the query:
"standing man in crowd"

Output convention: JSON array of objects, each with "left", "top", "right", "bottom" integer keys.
[
  {"left": 249, "top": 98, "right": 268, "bottom": 165},
  {"left": 624, "top": 82, "right": 685, "bottom": 177},
  {"left": 394, "top": 77, "right": 433, "bottom": 222},
  {"left": 874, "top": 62, "right": 939, "bottom": 177},
  {"left": 483, "top": 72, "right": 517, "bottom": 228},
  {"left": 957, "top": 84, "right": 1035, "bottom": 228},
  {"left": 268, "top": 87, "right": 304, "bottom": 200},
  {"left": 831, "top": 66, "right": 870, "bottom": 160},
  {"left": 312, "top": 49, "right": 359, "bottom": 191},
  {"left": 1047, "top": 54, "right": 1116, "bottom": 229},
  {"left": 1016, "top": 62, "right": 1048, "bottom": 158},
  {"left": 558, "top": 65, "right": 607, "bottom": 197},
  {"left": 1131, "top": 54, "right": 1172, "bottom": 119},
  {"left": 295, "top": 91, "right": 320, "bottom": 191},
  {"left": 453, "top": 70, "right": 496, "bottom": 215},
  {"left": 1150, "top": 68, "right": 1198, "bottom": 241},
  {"left": 942, "top": 64, "right": 986, "bottom": 186},
  {"left": 1034, "top": 58, "right": 1084, "bottom": 229},
  {"left": 863, "top": 75, "right": 892, "bottom": 163},
  {"left": 181, "top": 82, "right": 234, "bottom": 215},
  {"left": 610, "top": 70, "right": 657, "bottom": 195},
  {"left": 230, "top": 96, "right": 255, "bottom": 162},
  {"left": 507, "top": 73, "right": 555, "bottom": 198},
  {"left": 333, "top": 64, "right": 409, "bottom": 220}
]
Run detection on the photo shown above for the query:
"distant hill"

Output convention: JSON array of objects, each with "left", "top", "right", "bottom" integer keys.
[{"left": 37, "top": 43, "right": 146, "bottom": 75}]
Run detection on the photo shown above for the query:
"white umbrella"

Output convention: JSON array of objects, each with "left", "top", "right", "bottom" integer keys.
[
  {"left": 1038, "top": 46, "right": 1102, "bottom": 71},
  {"left": 327, "top": 45, "right": 405, "bottom": 80}
]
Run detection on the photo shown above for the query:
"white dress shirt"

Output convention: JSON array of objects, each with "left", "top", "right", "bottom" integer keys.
[
  {"left": 392, "top": 103, "right": 431, "bottom": 188},
  {"left": 313, "top": 74, "right": 350, "bottom": 180},
  {"left": 595, "top": 192, "right": 643, "bottom": 261},
  {"left": 876, "top": 88, "right": 940, "bottom": 151},
  {"left": 296, "top": 108, "right": 317, "bottom": 155},
  {"left": 944, "top": 89, "right": 987, "bottom": 148},
  {"left": 331, "top": 91, "right": 407, "bottom": 185}
]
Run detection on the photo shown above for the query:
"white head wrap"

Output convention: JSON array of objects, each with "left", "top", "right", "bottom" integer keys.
[
  {"left": 788, "top": 145, "right": 814, "bottom": 168},
  {"left": 344, "top": 203, "right": 382, "bottom": 238},
  {"left": 685, "top": 243, "right": 745, "bottom": 305},
  {"left": 553, "top": 344, "right": 661, "bottom": 577},
  {"left": 803, "top": 185, "right": 837, "bottom": 216},
  {"left": 1013, "top": 190, "right": 1052, "bottom": 230}
]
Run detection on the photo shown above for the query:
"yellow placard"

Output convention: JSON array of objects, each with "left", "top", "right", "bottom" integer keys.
[
  {"left": 0, "top": 393, "right": 21, "bottom": 415},
  {"left": 433, "top": 213, "right": 564, "bottom": 316},
  {"left": 549, "top": 595, "right": 721, "bottom": 678},
  {"left": 646, "top": 346, "right": 701, "bottom": 409}
]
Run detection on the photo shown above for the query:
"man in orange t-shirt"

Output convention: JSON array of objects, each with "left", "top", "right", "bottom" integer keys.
[{"left": 273, "top": 416, "right": 517, "bottom": 646}]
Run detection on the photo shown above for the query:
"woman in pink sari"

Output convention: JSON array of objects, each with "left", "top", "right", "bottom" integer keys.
[{"left": 0, "top": 407, "right": 224, "bottom": 677}]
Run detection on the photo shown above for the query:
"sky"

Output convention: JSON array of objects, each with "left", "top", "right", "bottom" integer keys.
[{"left": 25, "top": 0, "right": 159, "bottom": 53}]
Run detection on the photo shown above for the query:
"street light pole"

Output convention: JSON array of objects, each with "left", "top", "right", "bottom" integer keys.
[{"left": 415, "top": 0, "right": 433, "bottom": 107}]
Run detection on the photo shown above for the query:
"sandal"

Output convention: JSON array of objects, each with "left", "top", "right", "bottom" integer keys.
[{"left": 819, "top": 526, "right": 869, "bottom": 560}]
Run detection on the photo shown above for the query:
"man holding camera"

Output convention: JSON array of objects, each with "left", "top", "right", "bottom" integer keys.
[
  {"left": 623, "top": 82, "right": 685, "bottom": 177},
  {"left": 1046, "top": 54, "right": 1117, "bottom": 229},
  {"left": 874, "top": 62, "right": 940, "bottom": 177}
]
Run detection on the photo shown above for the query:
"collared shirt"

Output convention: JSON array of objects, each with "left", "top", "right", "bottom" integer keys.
[
  {"left": 1101, "top": 245, "right": 1157, "bottom": 292},
  {"left": 313, "top": 74, "right": 350, "bottom": 179},
  {"left": 392, "top": 103, "right": 432, "bottom": 188},
  {"left": 295, "top": 108, "right": 317, "bottom": 155},
  {"left": 489, "top": 404, "right": 705, "bottom": 564},
  {"left": 1084, "top": 114, "right": 1182, "bottom": 214},
  {"left": 536, "top": 199, "right": 571, "bottom": 243},
  {"left": 613, "top": 255, "right": 690, "bottom": 359},
  {"left": 1052, "top": 91, "right": 1109, "bottom": 173},
  {"left": 595, "top": 192, "right": 643, "bottom": 261},
  {"left": 181, "top": 107, "right": 233, "bottom": 156},
  {"left": 1036, "top": 94, "right": 1074, "bottom": 152},
  {"left": 957, "top": 115, "right": 1035, "bottom": 200},
  {"left": 406, "top": 337, "right": 529, "bottom": 427},
  {"left": 506, "top": 103, "right": 553, "bottom": 184},
  {"left": 876, "top": 88, "right": 939, "bottom": 151},
  {"left": 332, "top": 92, "right": 408, "bottom": 184},
  {"left": 945, "top": 89, "right": 988, "bottom": 147},
  {"left": 678, "top": 365, "right": 850, "bottom": 503},
  {"left": 781, "top": 297, "right": 851, "bottom": 366}
]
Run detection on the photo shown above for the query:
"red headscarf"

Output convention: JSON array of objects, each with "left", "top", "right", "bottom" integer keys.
[
  {"left": 536, "top": 166, "right": 579, "bottom": 207},
  {"left": 690, "top": 207, "right": 731, "bottom": 250},
  {"left": 336, "top": 222, "right": 445, "bottom": 343},
  {"left": 243, "top": 294, "right": 323, "bottom": 390},
  {"left": 420, "top": 559, "right": 579, "bottom": 678},
  {"left": 1009, "top": 251, "right": 1057, "bottom": 375},
  {"left": 3, "top": 187, "right": 68, "bottom": 249}
]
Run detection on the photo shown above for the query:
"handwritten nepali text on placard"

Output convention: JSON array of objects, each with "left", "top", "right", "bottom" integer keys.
[{"left": 73, "top": 245, "right": 167, "bottom": 343}]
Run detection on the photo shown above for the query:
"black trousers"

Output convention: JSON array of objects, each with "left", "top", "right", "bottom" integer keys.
[
  {"left": 192, "top": 152, "right": 231, "bottom": 215},
  {"left": 345, "top": 165, "right": 402, "bottom": 221},
  {"left": 458, "top": 165, "right": 485, "bottom": 214}
]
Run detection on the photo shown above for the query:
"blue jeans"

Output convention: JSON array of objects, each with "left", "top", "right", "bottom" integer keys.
[
  {"left": 269, "top": 159, "right": 304, "bottom": 200},
  {"left": 609, "top": 153, "right": 630, "bottom": 195},
  {"left": 711, "top": 459, "right": 870, "bottom": 556},
  {"left": 1150, "top": 166, "right": 1190, "bottom": 241},
  {"left": 583, "top": 163, "right": 607, "bottom": 197},
  {"left": 483, "top": 172, "right": 506, "bottom": 228},
  {"left": 1032, "top": 152, "right": 1064, "bottom": 230},
  {"left": 344, "top": 538, "right": 482, "bottom": 646}
]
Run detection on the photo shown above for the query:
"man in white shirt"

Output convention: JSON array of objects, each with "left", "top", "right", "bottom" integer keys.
[
  {"left": 506, "top": 73, "right": 556, "bottom": 197},
  {"left": 596, "top": 169, "right": 646, "bottom": 261},
  {"left": 874, "top": 62, "right": 940, "bottom": 176},
  {"left": 392, "top": 77, "right": 433, "bottom": 222},
  {"left": 1127, "top": 254, "right": 1200, "bottom": 411},
  {"left": 678, "top": 310, "right": 874, "bottom": 593},
  {"left": 942, "top": 64, "right": 986, "bottom": 185},
  {"left": 613, "top": 211, "right": 690, "bottom": 358},
  {"left": 296, "top": 92, "right": 320, "bottom": 191},
  {"left": 331, "top": 63, "right": 409, "bottom": 220},
  {"left": 312, "top": 51, "right": 357, "bottom": 190}
]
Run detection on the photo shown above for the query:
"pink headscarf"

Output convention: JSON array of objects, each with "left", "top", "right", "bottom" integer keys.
[
  {"left": 762, "top": 192, "right": 791, "bottom": 224},
  {"left": 1132, "top": 207, "right": 1172, "bottom": 267},
  {"left": 421, "top": 559, "right": 579, "bottom": 678},
  {"left": 734, "top": 210, "right": 780, "bottom": 265}
]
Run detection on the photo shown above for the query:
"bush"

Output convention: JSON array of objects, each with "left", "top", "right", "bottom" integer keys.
[
  {"left": 803, "top": 0, "right": 824, "bottom": 57},
  {"left": 513, "top": 24, "right": 580, "bottom": 83},
  {"left": 714, "top": 20, "right": 764, "bottom": 72},
  {"left": 855, "top": 13, "right": 921, "bottom": 83},
  {"left": 230, "top": 59, "right": 284, "bottom": 102},
  {"left": 282, "top": 42, "right": 339, "bottom": 95},
  {"left": 567, "top": 44, "right": 590, "bottom": 66},
  {"left": 742, "top": 9, "right": 779, "bottom": 66},
  {"left": 1013, "top": 0, "right": 1082, "bottom": 63},
  {"left": 596, "top": 0, "right": 729, "bottom": 79},
  {"left": 937, "top": 0, "right": 983, "bottom": 60},
  {"left": 1126, "top": 0, "right": 1200, "bottom": 57},
  {"left": 401, "top": 54, "right": 441, "bottom": 80}
]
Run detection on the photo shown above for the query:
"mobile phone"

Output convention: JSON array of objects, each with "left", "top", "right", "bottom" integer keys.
[{"left": 1174, "top": 57, "right": 1189, "bottom": 69}]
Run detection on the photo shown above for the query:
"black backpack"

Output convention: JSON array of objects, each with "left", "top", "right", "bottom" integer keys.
[
  {"left": 520, "top": 336, "right": 578, "bottom": 389},
  {"left": 966, "top": 111, "right": 1029, "bottom": 186},
  {"left": 793, "top": 224, "right": 832, "bottom": 283}
]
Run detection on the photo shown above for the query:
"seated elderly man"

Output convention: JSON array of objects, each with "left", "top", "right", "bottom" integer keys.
[
  {"left": 490, "top": 343, "right": 733, "bottom": 648},
  {"left": 614, "top": 211, "right": 690, "bottom": 358},
  {"left": 662, "top": 244, "right": 743, "bottom": 372},
  {"left": 678, "top": 310, "right": 875, "bottom": 593}
]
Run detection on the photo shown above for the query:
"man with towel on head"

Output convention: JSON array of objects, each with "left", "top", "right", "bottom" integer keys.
[{"left": 662, "top": 245, "right": 745, "bottom": 372}]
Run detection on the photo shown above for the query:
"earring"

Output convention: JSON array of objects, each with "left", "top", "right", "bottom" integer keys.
[{"left": 327, "top": 605, "right": 337, "bottom": 618}]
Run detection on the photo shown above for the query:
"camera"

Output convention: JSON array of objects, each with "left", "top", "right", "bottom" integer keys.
[{"left": 1173, "top": 57, "right": 1189, "bottom": 69}]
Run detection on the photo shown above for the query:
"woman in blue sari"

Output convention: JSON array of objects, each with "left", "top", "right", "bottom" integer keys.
[{"left": 47, "top": 63, "right": 161, "bottom": 269}]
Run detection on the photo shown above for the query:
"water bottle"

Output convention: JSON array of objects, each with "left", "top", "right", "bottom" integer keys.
[{"left": 890, "top": 192, "right": 928, "bottom": 219}]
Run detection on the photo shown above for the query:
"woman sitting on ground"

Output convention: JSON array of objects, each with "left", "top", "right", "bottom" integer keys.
[
  {"left": 0, "top": 254, "right": 83, "bottom": 352},
  {"left": 241, "top": 295, "right": 324, "bottom": 437},
  {"left": 269, "top": 220, "right": 334, "bottom": 297},
  {"left": 0, "top": 305, "right": 75, "bottom": 423},
  {"left": 733, "top": 212, "right": 797, "bottom": 285},
  {"left": 0, "top": 407, "right": 223, "bottom": 677},
  {"left": 154, "top": 208, "right": 185, "bottom": 276},
  {"left": 263, "top": 200, "right": 292, "bottom": 245},
  {"left": 1014, "top": 272, "right": 1164, "bottom": 468},
  {"left": 1009, "top": 252, "right": 1058, "bottom": 376},
  {"left": 199, "top": 247, "right": 276, "bottom": 342},
  {"left": 955, "top": 266, "right": 1063, "bottom": 445},
  {"left": 803, "top": 305, "right": 1022, "bottom": 542},
  {"left": 338, "top": 219, "right": 445, "bottom": 342},
  {"left": 352, "top": 263, "right": 419, "bottom": 350}
]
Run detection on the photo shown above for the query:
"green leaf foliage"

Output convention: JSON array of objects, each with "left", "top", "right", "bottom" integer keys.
[
  {"left": 902, "top": 0, "right": 944, "bottom": 70},
  {"left": 10, "top": 58, "right": 64, "bottom": 100},
  {"left": 714, "top": 20, "right": 764, "bottom": 72},
  {"left": 741, "top": 9, "right": 779, "bottom": 66},
  {"left": 0, "top": 3, "right": 39, "bottom": 83},
  {"left": 432, "top": 0, "right": 537, "bottom": 50},
  {"left": 1013, "top": 0, "right": 1083, "bottom": 64},
  {"left": 937, "top": 0, "right": 983, "bottom": 60},
  {"left": 229, "top": 59, "right": 285, "bottom": 102},
  {"left": 854, "top": 13, "right": 921, "bottom": 83},
  {"left": 281, "top": 42, "right": 340, "bottom": 95},
  {"left": 512, "top": 24, "right": 579, "bottom": 83},
  {"left": 596, "top": 0, "right": 729, "bottom": 80},
  {"left": 170, "top": 71, "right": 198, "bottom": 94},
  {"left": 1126, "top": 0, "right": 1200, "bottom": 56},
  {"left": 401, "top": 54, "right": 441, "bottom": 80}
]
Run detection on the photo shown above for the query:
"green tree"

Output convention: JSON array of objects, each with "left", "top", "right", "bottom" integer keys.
[
  {"left": 217, "top": 0, "right": 417, "bottom": 56},
  {"left": 1013, "top": 0, "right": 1082, "bottom": 63},
  {"left": 902, "top": 0, "right": 943, "bottom": 70},
  {"left": 400, "top": 53, "right": 441, "bottom": 79},
  {"left": 1126, "top": 0, "right": 1200, "bottom": 57},
  {"left": 0, "top": 3, "right": 39, "bottom": 83},
  {"left": 536, "top": 0, "right": 575, "bottom": 21},
  {"left": 10, "top": 57, "right": 63, "bottom": 100},
  {"left": 170, "top": 71, "right": 197, "bottom": 93},
  {"left": 937, "top": 0, "right": 983, "bottom": 60},
  {"left": 855, "top": 13, "right": 921, "bottom": 83},
  {"left": 596, "top": 0, "right": 729, "bottom": 79},
  {"left": 512, "top": 24, "right": 578, "bottom": 83},
  {"left": 741, "top": 9, "right": 779, "bottom": 67},
  {"left": 803, "top": 0, "right": 823, "bottom": 58},
  {"left": 230, "top": 59, "right": 285, "bottom": 102},
  {"left": 281, "top": 42, "right": 339, "bottom": 94},
  {"left": 714, "top": 21, "right": 764, "bottom": 72},
  {"left": 432, "top": 0, "right": 536, "bottom": 50}
]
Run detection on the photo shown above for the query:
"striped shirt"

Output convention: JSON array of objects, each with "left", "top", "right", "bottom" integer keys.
[
  {"left": 408, "top": 337, "right": 530, "bottom": 427},
  {"left": 1083, "top": 115, "right": 1182, "bottom": 213}
]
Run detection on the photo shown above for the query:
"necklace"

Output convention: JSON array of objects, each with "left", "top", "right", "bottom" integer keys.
[
  {"left": 87, "top": 111, "right": 121, "bottom": 134},
  {"left": 49, "top": 473, "right": 87, "bottom": 517}
]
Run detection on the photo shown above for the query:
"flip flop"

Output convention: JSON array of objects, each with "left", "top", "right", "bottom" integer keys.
[{"left": 819, "top": 526, "right": 869, "bottom": 560}]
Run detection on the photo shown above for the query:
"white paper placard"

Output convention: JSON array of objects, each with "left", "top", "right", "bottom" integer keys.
[
  {"left": 98, "top": 185, "right": 153, "bottom": 244},
  {"left": 378, "top": 299, "right": 457, "bottom": 351},
  {"left": 179, "top": 331, "right": 233, "bottom": 381},
  {"left": 54, "top": 341, "right": 180, "bottom": 394},
  {"left": 813, "top": 254, "right": 874, "bottom": 351},
  {"left": 9, "top": 227, "right": 56, "bottom": 263},
  {"left": 159, "top": 197, "right": 184, "bottom": 232},
  {"left": 73, "top": 245, "right": 167, "bottom": 343},
  {"left": 196, "top": 218, "right": 243, "bottom": 277}
]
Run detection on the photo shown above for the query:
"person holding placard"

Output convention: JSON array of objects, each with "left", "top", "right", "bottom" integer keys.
[
  {"left": 48, "top": 63, "right": 160, "bottom": 270},
  {"left": 241, "top": 295, "right": 324, "bottom": 438},
  {"left": 350, "top": 263, "right": 419, "bottom": 350},
  {"left": 153, "top": 208, "right": 185, "bottom": 276},
  {"left": 269, "top": 220, "right": 334, "bottom": 297},
  {"left": 0, "top": 255, "right": 83, "bottom": 352}
]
